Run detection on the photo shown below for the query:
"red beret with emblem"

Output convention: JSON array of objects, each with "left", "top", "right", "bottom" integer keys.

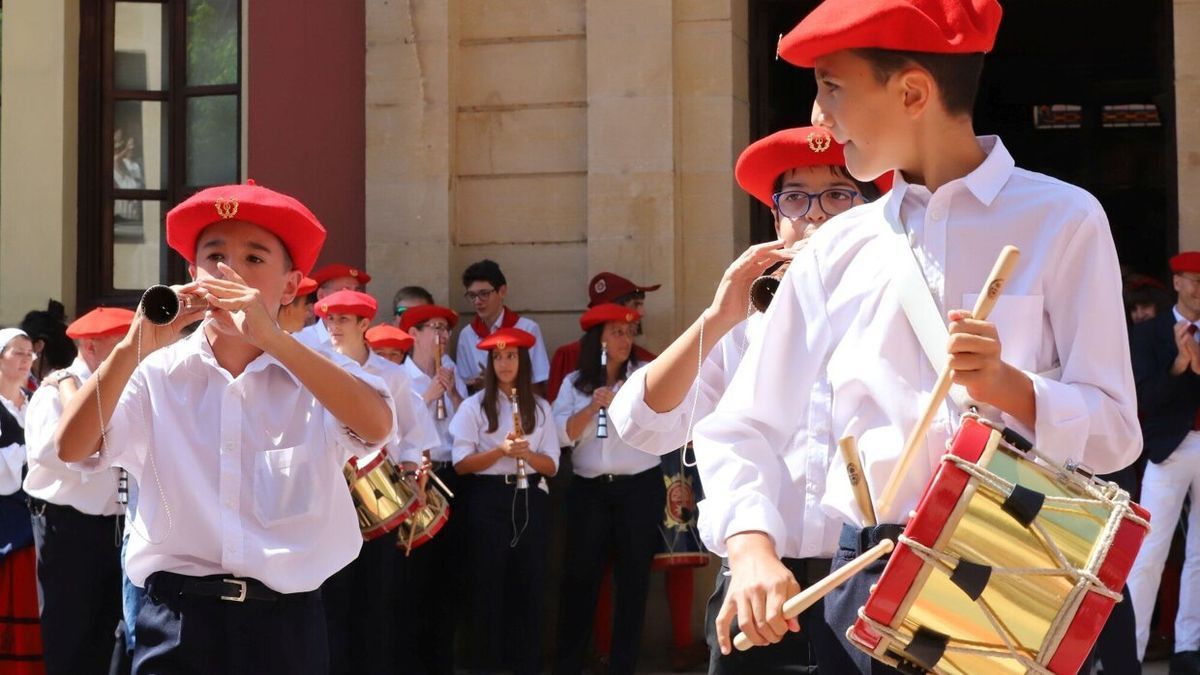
[
  {"left": 1170, "top": 252, "right": 1200, "bottom": 275},
  {"left": 477, "top": 327, "right": 536, "bottom": 352},
  {"left": 366, "top": 325, "right": 414, "bottom": 353},
  {"left": 736, "top": 126, "right": 892, "bottom": 207},
  {"left": 778, "top": 0, "right": 1003, "bottom": 68},
  {"left": 166, "top": 180, "right": 326, "bottom": 276},
  {"left": 580, "top": 303, "right": 642, "bottom": 332},
  {"left": 66, "top": 307, "right": 136, "bottom": 340},
  {"left": 588, "top": 272, "right": 661, "bottom": 308},
  {"left": 297, "top": 277, "right": 319, "bottom": 296},
  {"left": 314, "top": 290, "right": 378, "bottom": 321},
  {"left": 398, "top": 304, "right": 459, "bottom": 333},
  {"left": 311, "top": 263, "right": 371, "bottom": 288}
]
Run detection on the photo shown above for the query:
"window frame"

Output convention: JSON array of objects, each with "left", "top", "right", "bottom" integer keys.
[{"left": 77, "top": 0, "right": 242, "bottom": 310}]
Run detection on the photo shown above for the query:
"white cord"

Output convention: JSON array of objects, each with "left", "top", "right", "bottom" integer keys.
[{"left": 509, "top": 482, "right": 530, "bottom": 548}]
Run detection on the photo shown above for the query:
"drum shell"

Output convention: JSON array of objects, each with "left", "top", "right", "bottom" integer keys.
[
  {"left": 396, "top": 481, "right": 451, "bottom": 554},
  {"left": 848, "top": 417, "right": 1150, "bottom": 675},
  {"left": 344, "top": 451, "right": 422, "bottom": 541}
]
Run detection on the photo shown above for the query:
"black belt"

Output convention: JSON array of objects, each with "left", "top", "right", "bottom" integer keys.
[
  {"left": 429, "top": 460, "right": 453, "bottom": 472},
  {"left": 27, "top": 496, "right": 121, "bottom": 520},
  {"left": 839, "top": 523, "right": 904, "bottom": 556},
  {"left": 147, "top": 572, "right": 302, "bottom": 603},
  {"left": 475, "top": 473, "right": 541, "bottom": 486},
  {"left": 577, "top": 467, "right": 658, "bottom": 483}
]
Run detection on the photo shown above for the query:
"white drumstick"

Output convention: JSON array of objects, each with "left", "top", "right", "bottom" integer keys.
[{"left": 733, "top": 539, "right": 895, "bottom": 652}]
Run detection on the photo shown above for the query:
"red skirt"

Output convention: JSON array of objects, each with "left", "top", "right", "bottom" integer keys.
[{"left": 0, "top": 546, "right": 45, "bottom": 674}]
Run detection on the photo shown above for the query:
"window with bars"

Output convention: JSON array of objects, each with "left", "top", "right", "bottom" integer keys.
[{"left": 78, "top": 0, "right": 241, "bottom": 310}]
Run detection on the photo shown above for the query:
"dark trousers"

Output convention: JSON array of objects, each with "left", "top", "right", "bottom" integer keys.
[
  {"left": 553, "top": 467, "right": 665, "bottom": 675},
  {"left": 394, "top": 467, "right": 466, "bottom": 675},
  {"left": 1095, "top": 584, "right": 1140, "bottom": 674},
  {"left": 30, "top": 501, "right": 123, "bottom": 675},
  {"left": 321, "top": 535, "right": 395, "bottom": 675},
  {"left": 705, "top": 557, "right": 858, "bottom": 674},
  {"left": 134, "top": 572, "right": 328, "bottom": 675},
  {"left": 464, "top": 476, "right": 550, "bottom": 674}
]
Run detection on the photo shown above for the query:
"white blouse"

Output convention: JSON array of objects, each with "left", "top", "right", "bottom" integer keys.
[
  {"left": 449, "top": 391, "right": 560, "bottom": 475},
  {"left": 554, "top": 369, "right": 661, "bottom": 478}
]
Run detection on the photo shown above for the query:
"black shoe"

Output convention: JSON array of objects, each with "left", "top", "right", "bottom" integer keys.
[{"left": 1170, "top": 650, "right": 1200, "bottom": 675}]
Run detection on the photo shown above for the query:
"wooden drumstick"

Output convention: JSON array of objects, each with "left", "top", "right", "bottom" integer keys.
[
  {"left": 839, "top": 436, "right": 876, "bottom": 527},
  {"left": 876, "top": 245, "right": 1020, "bottom": 517},
  {"left": 733, "top": 539, "right": 895, "bottom": 652}
]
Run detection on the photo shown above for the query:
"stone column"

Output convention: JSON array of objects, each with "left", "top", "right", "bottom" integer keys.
[{"left": 1177, "top": 0, "right": 1200, "bottom": 250}]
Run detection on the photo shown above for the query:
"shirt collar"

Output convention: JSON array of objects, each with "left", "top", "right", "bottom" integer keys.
[
  {"left": 489, "top": 308, "right": 507, "bottom": 331},
  {"left": 165, "top": 321, "right": 299, "bottom": 386},
  {"left": 884, "top": 135, "right": 1014, "bottom": 215},
  {"left": 1173, "top": 307, "right": 1198, "bottom": 328}
]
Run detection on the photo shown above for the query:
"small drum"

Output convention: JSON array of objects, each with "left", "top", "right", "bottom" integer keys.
[
  {"left": 848, "top": 415, "right": 1150, "bottom": 675},
  {"left": 652, "top": 445, "right": 709, "bottom": 570},
  {"left": 396, "top": 480, "right": 451, "bottom": 555},
  {"left": 344, "top": 450, "right": 421, "bottom": 541}
]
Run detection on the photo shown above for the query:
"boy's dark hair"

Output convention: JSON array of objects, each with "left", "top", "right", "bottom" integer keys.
[
  {"left": 611, "top": 291, "right": 646, "bottom": 306},
  {"left": 852, "top": 49, "right": 985, "bottom": 117},
  {"left": 392, "top": 286, "right": 434, "bottom": 309},
  {"left": 462, "top": 259, "right": 507, "bottom": 290}
]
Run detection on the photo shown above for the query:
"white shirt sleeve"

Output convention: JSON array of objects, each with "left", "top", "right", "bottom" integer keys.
[
  {"left": 387, "top": 372, "right": 441, "bottom": 465},
  {"left": 552, "top": 373, "right": 588, "bottom": 444},
  {"left": 693, "top": 248, "right": 832, "bottom": 559},
  {"left": 455, "top": 330, "right": 480, "bottom": 382},
  {"left": 1010, "top": 207, "right": 1141, "bottom": 473},
  {"left": 71, "top": 366, "right": 151, "bottom": 474},
  {"left": 610, "top": 339, "right": 731, "bottom": 457},
  {"left": 449, "top": 396, "right": 483, "bottom": 466},
  {"left": 0, "top": 443, "right": 24, "bottom": 495},
  {"left": 533, "top": 399, "right": 562, "bottom": 470},
  {"left": 321, "top": 366, "right": 395, "bottom": 460},
  {"left": 22, "top": 387, "right": 59, "bottom": 468}
]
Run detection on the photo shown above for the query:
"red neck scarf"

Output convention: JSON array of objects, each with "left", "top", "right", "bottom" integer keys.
[{"left": 471, "top": 306, "right": 520, "bottom": 340}]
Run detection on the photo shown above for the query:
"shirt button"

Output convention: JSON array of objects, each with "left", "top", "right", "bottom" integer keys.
[{"left": 929, "top": 209, "right": 944, "bottom": 221}]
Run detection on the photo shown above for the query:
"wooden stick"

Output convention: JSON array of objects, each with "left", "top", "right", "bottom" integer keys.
[
  {"left": 875, "top": 245, "right": 1021, "bottom": 517},
  {"left": 733, "top": 539, "right": 895, "bottom": 652},
  {"left": 840, "top": 436, "right": 876, "bottom": 527}
]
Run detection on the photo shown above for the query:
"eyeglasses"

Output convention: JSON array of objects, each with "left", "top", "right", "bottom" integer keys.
[
  {"left": 771, "top": 188, "right": 861, "bottom": 219},
  {"left": 394, "top": 305, "right": 408, "bottom": 317},
  {"left": 464, "top": 288, "right": 496, "bottom": 302},
  {"left": 419, "top": 322, "right": 451, "bottom": 334}
]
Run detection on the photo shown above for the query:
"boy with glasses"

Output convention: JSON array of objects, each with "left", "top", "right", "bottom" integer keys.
[{"left": 455, "top": 260, "right": 550, "bottom": 394}]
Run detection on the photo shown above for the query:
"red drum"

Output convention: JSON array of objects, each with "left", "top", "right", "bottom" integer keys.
[
  {"left": 652, "top": 446, "right": 709, "bottom": 570},
  {"left": 396, "top": 479, "right": 450, "bottom": 555},
  {"left": 848, "top": 415, "right": 1150, "bottom": 674},
  {"left": 343, "top": 450, "right": 421, "bottom": 541}
]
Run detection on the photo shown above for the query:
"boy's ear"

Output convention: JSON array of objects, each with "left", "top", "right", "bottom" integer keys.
[
  {"left": 279, "top": 269, "right": 303, "bottom": 307},
  {"left": 896, "top": 66, "right": 933, "bottom": 119},
  {"left": 188, "top": 264, "right": 198, "bottom": 281}
]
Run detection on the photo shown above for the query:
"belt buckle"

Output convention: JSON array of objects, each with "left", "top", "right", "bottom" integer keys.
[
  {"left": 604, "top": 474, "right": 616, "bottom": 483},
  {"left": 504, "top": 474, "right": 516, "bottom": 485},
  {"left": 221, "top": 578, "right": 248, "bottom": 602}
]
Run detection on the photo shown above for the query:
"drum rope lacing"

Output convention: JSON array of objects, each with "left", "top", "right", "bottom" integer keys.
[{"left": 855, "top": 427, "right": 1148, "bottom": 674}]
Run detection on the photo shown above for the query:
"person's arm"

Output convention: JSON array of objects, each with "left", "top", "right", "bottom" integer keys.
[
  {"left": 449, "top": 400, "right": 506, "bottom": 474},
  {"left": 642, "top": 240, "right": 791, "bottom": 412},
  {"left": 1132, "top": 317, "right": 1200, "bottom": 410},
  {"left": 58, "top": 285, "right": 207, "bottom": 462},
  {"left": 562, "top": 385, "right": 612, "bottom": 442},
  {"left": 527, "top": 322, "right": 551, "bottom": 384},
  {"left": 523, "top": 402, "right": 560, "bottom": 476}
]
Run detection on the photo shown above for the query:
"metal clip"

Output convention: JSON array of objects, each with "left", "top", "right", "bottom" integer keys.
[{"left": 221, "top": 578, "right": 248, "bottom": 602}]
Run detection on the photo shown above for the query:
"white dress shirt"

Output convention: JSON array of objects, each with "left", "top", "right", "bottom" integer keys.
[
  {"left": 455, "top": 310, "right": 551, "bottom": 384},
  {"left": 402, "top": 355, "right": 468, "bottom": 462},
  {"left": 293, "top": 319, "right": 330, "bottom": 348},
  {"left": 0, "top": 391, "right": 25, "bottom": 496},
  {"left": 611, "top": 315, "right": 842, "bottom": 559},
  {"left": 23, "top": 359, "right": 122, "bottom": 515},
  {"left": 449, "top": 391, "right": 560, "bottom": 474},
  {"left": 71, "top": 325, "right": 394, "bottom": 593},
  {"left": 554, "top": 370, "right": 661, "bottom": 477},
  {"left": 694, "top": 136, "right": 1140, "bottom": 544},
  {"left": 359, "top": 352, "right": 443, "bottom": 466}
]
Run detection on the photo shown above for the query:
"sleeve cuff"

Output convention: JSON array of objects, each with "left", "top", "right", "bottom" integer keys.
[
  {"left": 326, "top": 370, "right": 394, "bottom": 458},
  {"left": 696, "top": 492, "right": 788, "bottom": 559},
  {"left": 1002, "top": 370, "right": 1088, "bottom": 465},
  {"left": 609, "top": 368, "right": 694, "bottom": 456}
]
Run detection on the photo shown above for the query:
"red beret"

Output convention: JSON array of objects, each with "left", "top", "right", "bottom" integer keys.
[
  {"left": 1170, "top": 252, "right": 1200, "bottom": 275},
  {"left": 588, "top": 273, "right": 661, "bottom": 307},
  {"left": 314, "top": 290, "right": 378, "bottom": 321},
  {"left": 66, "top": 307, "right": 135, "bottom": 340},
  {"left": 311, "top": 263, "right": 371, "bottom": 287},
  {"left": 297, "top": 277, "right": 319, "bottom": 296},
  {"left": 398, "top": 304, "right": 459, "bottom": 333},
  {"left": 166, "top": 180, "right": 326, "bottom": 276},
  {"left": 366, "top": 325, "right": 414, "bottom": 353},
  {"left": 580, "top": 303, "right": 642, "bottom": 332},
  {"left": 779, "top": 0, "right": 1002, "bottom": 68},
  {"left": 477, "top": 327, "right": 536, "bottom": 352},
  {"left": 735, "top": 127, "right": 893, "bottom": 207}
]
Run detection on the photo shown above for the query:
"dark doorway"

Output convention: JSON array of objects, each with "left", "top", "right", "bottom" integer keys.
[{"left": 749, "top": 0, "right": 1178, "bottom": 280}]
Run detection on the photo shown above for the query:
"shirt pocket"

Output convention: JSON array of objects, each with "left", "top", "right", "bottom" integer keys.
[
  {"left": 252, "top": 445, "right": 318, "bottom": 528},
  {"left": 961, "top": 293, "right": 1044, "bottom": 367}
]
